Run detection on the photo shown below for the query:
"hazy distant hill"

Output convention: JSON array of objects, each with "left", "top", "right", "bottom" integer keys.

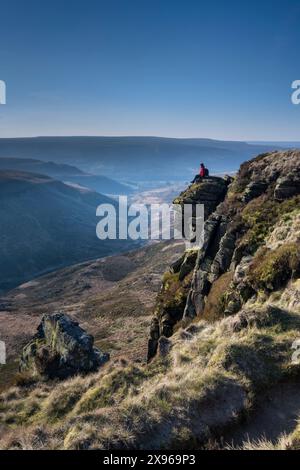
[
  {"left": 0, "top": 171, "right": 134, "bottom": 293},
  {"left": 0, "top": 158, "right": 84, "bottom": 177},
  {"left": 248, "top": 141, "right": 300, "bottom": 148},
  {"left": 0, "top": 136, "right": 283, "bottom": 181},
  {"left": 0, "top": 157, "right": 133, "bottom": 194}
]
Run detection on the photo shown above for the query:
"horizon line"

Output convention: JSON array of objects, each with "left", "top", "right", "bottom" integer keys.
[{"left": 0, "top": 135, "right": 299, "bottom": 143}]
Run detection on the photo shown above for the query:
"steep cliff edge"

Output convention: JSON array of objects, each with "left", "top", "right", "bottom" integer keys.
[
  {"left": 148, "top": 150, "right": 300, "bottom": 361},
  {"left": 1, "top": 150, "right": 300, "bottom": 450},
  {"left": 147, "top": 176, "right": 231, "bottom": 360}
]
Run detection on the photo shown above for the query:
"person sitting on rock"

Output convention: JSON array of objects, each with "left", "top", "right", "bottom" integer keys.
[{"left": 192, "top": 163, "right": 209, "bottom": 183}]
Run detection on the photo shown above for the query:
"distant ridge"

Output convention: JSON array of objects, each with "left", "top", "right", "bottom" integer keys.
[
  {"left": 0, "top": 136, "right": 284, "bottom": 181},
  {"left": 0, "top": 157, "right": 133, "bottom": 194}
]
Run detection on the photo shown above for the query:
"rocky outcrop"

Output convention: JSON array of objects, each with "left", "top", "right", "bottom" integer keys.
[
  {"left": 183, "top": 213, "right": 232, "bottom": 319},
  {"left": 20, "top": 313, "right": 109, "bottom": 379},
  {"left": 148, "top": 150, "right": 300, "bottom": 361},
  {"left": 242, "top": 180, "right": 268, "bottom": 203},
  {"left": 170, "top": 249, "right": 198, "bottom": 280},
  {"left": 173, "top": 176, "right": 229, "bottom": 219},
  {"left": 147, "top": 177, "right": 231, "bottom": 361},
  {"left": 184, "top": 152, "right": 300, "bottom": 324},
  {"left": 274, "top": 170, "right": 300, "bottom": 201}
]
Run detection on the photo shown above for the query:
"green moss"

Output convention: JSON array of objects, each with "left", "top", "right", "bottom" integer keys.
[
  {"left": 248, "top": 243, "right": 300, "bottom": 292},
  {"left": 203, "top": 272, "right": 234, "bottom": 321},
  {"left": 173, "top": 182, "right": 204, "bottom": 204},
  {"left": 158, "top": 271, "right": 191, "bottom": 312},
  {"left": 240, "top": 195, "right": 300, "bottom": 254}
]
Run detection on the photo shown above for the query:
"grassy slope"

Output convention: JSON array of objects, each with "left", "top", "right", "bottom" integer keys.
[{"left": 0, "top": 291, "right": 300, "bottom": 449}]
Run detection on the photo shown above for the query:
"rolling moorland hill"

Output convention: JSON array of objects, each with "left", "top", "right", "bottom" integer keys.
[
  {"left": 0, "top": 171, "right": 134, "bottom": 293},
  {"left": 0, "top": 150, "right": 300, "bottom": 450},
  {"left": 0, "top": 136, "right": 284, "bottom": 180},
  {"left": 0, "top": 158, "right": 133, "bottom": 195}
]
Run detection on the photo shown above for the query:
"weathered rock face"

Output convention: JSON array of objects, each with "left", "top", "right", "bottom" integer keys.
[
  {"left": 242, "top": 180, "right": 268, "bottom": 203},
  {"left": 184, "top": 213, "right": 233, "bottom": 319},
  {"left": 147, "top": 176, "right": 231, "bottom": 361},
  {"left": 20, "top": 313, "right": 109, "bottom": 379},
  {"left": 185, "top": 151, "right": 300, "bottom": 322},
  {"left": 147, "top": 150, "right": 300, "bottom": 361},
  {"left": 173, "top": 176, "right": 229, "bottom": 219},
  {"left": 274, "top": 170, "right": 300, "bottom": 201},
  {"left": 237, "top": 150, "right": 300, "bottom": 186}
]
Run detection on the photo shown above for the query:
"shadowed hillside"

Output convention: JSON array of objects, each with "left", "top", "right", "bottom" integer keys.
[
  {"left": 0, "top": 158, "right": 133, "bottom": 195},
  {"left": 0, "top": 171, "right": 134, "bottom": 293}
]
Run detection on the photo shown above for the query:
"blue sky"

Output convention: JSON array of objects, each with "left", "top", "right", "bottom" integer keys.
[{"left": 0, "top": 0, "right": 299, "bottom": 139}]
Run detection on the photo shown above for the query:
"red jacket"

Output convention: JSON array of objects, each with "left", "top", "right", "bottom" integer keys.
[{"left": 199, "top": 166, "right": 205, "bottom": 177}]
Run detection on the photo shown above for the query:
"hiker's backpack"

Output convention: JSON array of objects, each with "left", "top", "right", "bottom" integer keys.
[{"left": 205, "top": 168, "right": 209, "bottom": 177}]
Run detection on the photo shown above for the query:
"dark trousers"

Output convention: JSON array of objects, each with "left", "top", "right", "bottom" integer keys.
[{"left": 191, "top": 175, "right": 203, "bottom": 183}]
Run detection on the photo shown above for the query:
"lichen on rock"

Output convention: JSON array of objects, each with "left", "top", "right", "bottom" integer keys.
[{"left": 19, "top": 313, "right": 109, "bottom": 380}]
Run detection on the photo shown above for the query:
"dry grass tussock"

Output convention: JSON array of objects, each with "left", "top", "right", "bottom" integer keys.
[
  {"left": 226, "top": 416, "right": 300, "bottom": 451},
  {"left": 226, "top": 433, "right": 292, "bottom": 450}
]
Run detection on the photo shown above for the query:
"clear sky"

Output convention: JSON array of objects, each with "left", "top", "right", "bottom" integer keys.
[{"left": 0, "top": 0, "right": 299, "bottom": 140}]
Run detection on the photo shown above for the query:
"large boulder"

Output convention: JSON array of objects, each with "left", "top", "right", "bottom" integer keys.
[{"left": 20, "top": 313, "right": 109, "bottom": 379}]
